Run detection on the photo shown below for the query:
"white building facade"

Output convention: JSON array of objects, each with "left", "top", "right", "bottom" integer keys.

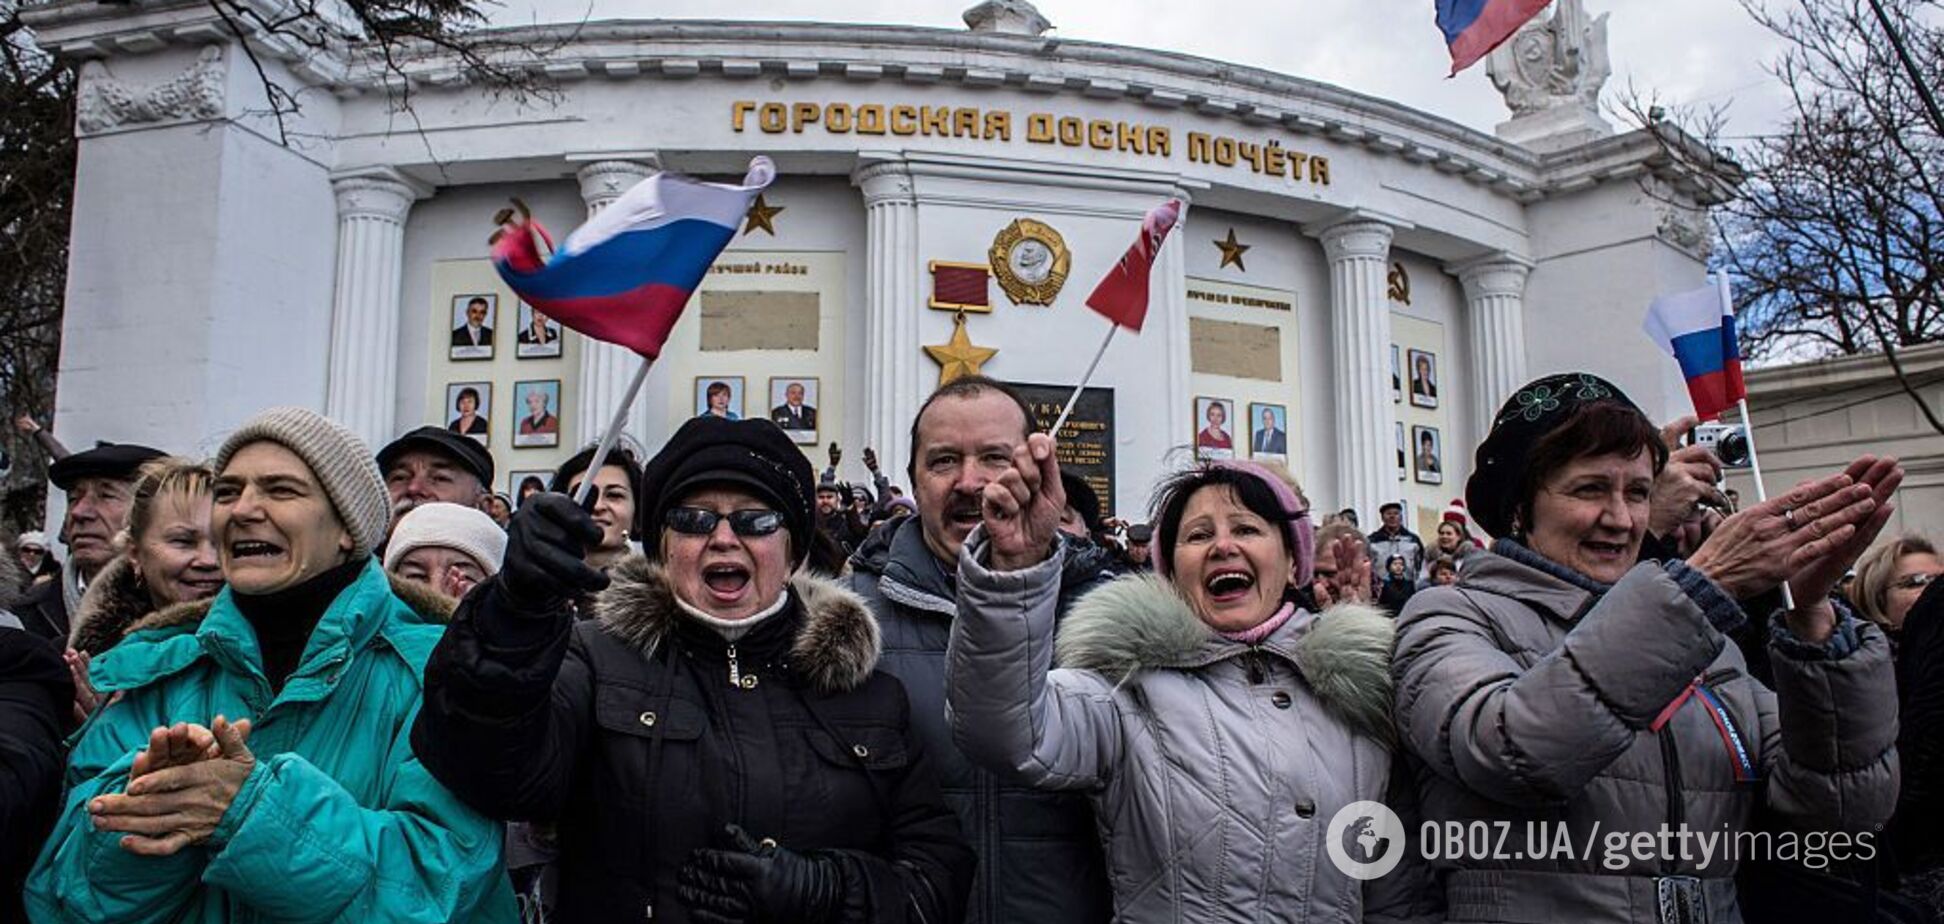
[{"left": 25, "top": 0, "right": 1719, "bottom": 529}]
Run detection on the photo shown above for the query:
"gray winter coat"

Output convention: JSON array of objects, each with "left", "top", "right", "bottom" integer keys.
[
  {"left": 945, "top": 530, "right": 1441, "bottom": 924},
  {"left": 1392, "top": 546, "right": 1900, "bottom": 924}
]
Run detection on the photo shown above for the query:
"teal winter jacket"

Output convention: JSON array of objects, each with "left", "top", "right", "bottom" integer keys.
[{"left": 25, "top": 559, "right": 516, "bottom": 924}]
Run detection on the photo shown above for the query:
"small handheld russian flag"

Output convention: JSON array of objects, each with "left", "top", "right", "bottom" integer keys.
[
  {"left": 1643, "top": 277, "right": 1747, "bottom": 422},
  {"left": 1437, "top": 0, "right": 1554, "bottom": 75},
  {"left": 492, "top": 157, "right": 776, "bottom": 359}
]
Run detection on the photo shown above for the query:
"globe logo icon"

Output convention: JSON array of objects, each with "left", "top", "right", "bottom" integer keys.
[{"left": 1325, "top": 800, "right": 1406, "bottom": 880}]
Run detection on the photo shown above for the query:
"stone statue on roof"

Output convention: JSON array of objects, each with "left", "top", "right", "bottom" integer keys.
[
  {"left": 963, "top": 0, "right": 1053, "bottom": 36},
  {"left": 1487, "top": 0, "right": 1614, "bottom": 151}
]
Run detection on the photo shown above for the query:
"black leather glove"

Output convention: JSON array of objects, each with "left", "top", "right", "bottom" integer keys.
[
  {"left": 677, "top": 824, "right": 844, "bottom": 924},
  {"left": 499, "top": 492, "right": 609, "bottom": 610}
]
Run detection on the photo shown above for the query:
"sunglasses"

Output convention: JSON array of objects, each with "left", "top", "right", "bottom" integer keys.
[
  {"left": 664, "top": 506, "right": 785, "bottom": 538},
  {"left": 1892, "top": 572, "right": 1940, "bottom": 591}
]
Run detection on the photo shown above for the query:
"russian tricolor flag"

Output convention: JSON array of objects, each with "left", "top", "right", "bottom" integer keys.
[
  {"left": 1644, "top": 280, "right": 1747, "bottom": 421},
  {"left": 1437, "top": 0, "right": 1554, "bottom": 75},
  {"left": 492, "top": 157, "right": 775, "bottom": 359}
]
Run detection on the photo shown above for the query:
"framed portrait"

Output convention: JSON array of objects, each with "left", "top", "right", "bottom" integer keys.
[
  {"left": 445, "top": 382, "right": 492, "bottom": 444},
  {"left": 449, "top": 294, "right": 497, "bottom": 361},
  {"left": 1412, "top": 425, "right": 1444, "bottom": 485},
  {"left": 512, "top": 379, "right": 562, "bottom": 448},
  {"left": 509, "top": 470, "right": 553, "bottom": 509},
  {"left": 694, "top": 377, "right": 746, "bottom": 421},
  {"left": 1390, "top": 343, "right": 1402, "bottom": 404},
  {"left": 1396, "top": 421, "right": 1407, "bottom": 481},
  {"left": 1247, "top": 402, "right": 1288, "bottom": 461},
  {"left": 515, "top": 302, "right": 563, "bottom": 359},
  {"left": 1408, "top": 348, "right": 1439, "bottom": 409},
  {"left": 767, "top": 376, "right": 820, "bottom": 444},
  {"left": 1193, "top": 396, "right": 1236, "bottom": 460}
]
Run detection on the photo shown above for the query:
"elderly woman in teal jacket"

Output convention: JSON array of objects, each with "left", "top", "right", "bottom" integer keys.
[{"left": 26, "top": 407, "right": 515, "bottom": 923}]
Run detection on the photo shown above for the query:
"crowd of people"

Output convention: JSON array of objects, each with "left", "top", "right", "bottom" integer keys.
[{"left": 0, "top": 369, "right": 1937, "bottom": 923}]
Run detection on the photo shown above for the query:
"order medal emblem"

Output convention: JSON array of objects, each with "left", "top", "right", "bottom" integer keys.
[{"left": 988, "top": 218, "right": 1071, "bottom": 306}]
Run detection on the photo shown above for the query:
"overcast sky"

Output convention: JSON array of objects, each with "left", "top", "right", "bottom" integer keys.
[{"left": 488, "top": 0, "right": 1796, "bottom": 138}]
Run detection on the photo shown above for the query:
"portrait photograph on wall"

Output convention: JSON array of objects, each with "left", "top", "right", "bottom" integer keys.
[
  {"left": 510, "top": 471, "right": 552, "bottom": 509},
  {"left": 694, "top": 377, "right": 745, "bottom": 420},
  {"left": 1408, "top": 348, "right": 1438, "bottom": 409},
  {"left": 1194, "top": 396, "right": 1235, "bottom": 460},
  {"left": 512, "top": 379, "right": 562, "bottom": 448},
  {"left": 1413, "top": 424, "right": 1443, "bottom": 485},
  {"left": 515, "top": 302, "right": 563, "bottom": 359},
  {"left": 446, "top": 382, "right": 491, "bottom": 443},
  {"left": 1391, "top": 343, "right": 1402, "bottom": 403},
  {"left": 767, "top": 377, "right": 820, "bottom": 444},
  {"left": 1396, "top": 421, "right": 1407, "bottom": 480},
  {"left": 449, "top": 294, "right": 497, "bottom": 361},
  {"left": 1248, "top": 402, "right": 1287, "bottom": 461}
]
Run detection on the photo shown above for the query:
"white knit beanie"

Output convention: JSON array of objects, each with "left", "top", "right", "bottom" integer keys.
[
  {"left": 215, "top": 407, "right": 390, "bottom": 558},
  {"left": 383, "top": 503, "right": 507, "bottom": 576}
]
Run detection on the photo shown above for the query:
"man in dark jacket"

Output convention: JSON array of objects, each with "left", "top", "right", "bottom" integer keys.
[
  {"left": 1365, "top": 501, "right": 1424, "bottom": 579},
  {"left": 0, "top": 628, "right": 75, "bottom": 922},
  {"left": 18, "top": 441, "right": 166, "bottom": 641},
  {"left": 848, "top": 375, "right": 1115, "bottom": 924}
]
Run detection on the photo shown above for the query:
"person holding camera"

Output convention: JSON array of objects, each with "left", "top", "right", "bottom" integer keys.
[{"left": 1391, "top": 373, "right": 1902, "bottom": 924}]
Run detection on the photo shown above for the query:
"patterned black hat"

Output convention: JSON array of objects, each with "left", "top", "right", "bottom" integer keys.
[{"left": 1465, "top": 372, "right": 1642, "bottom": 538}]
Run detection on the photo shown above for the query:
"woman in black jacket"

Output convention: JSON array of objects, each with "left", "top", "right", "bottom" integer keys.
[
  {"left": 0, "top": 627, "right": 73, "bottom": 923},
  {"left": 415, "top": 415, "right": 973, "bottom": 924}
]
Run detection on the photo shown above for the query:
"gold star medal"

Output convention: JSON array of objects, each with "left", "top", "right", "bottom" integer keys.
[
  {"left": 1214, "top": 228, "right": 1250, "bottom": 271},
  {"left": 924, "top": 311, "right": 999, "bottom": 386},
  {"left": 743, "top": 195, "right": 784, "bottom": 236}
]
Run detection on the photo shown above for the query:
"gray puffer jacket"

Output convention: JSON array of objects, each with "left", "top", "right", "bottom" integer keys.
[
  {"left": 945, "top": 530, "right": 1442, "bottom": 924},
  {"left": 1392, "top": 544, "right": 1900, "bottom": 924}
]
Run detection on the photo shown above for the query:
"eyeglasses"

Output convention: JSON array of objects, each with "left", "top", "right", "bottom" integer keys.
[
  {"left": 1892, "top": 572, "right": 1940, "bottom": 591},
  {"left": 664, "top": 506, "right": 785, "bottom": 538}
]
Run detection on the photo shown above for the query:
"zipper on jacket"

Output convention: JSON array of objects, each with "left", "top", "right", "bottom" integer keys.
[
  {"left": 1659, "top": 727, "right": 1685, "bottom": 875},
  {"left": 726, "top": 644, "right": 741, "bottom": 688}
]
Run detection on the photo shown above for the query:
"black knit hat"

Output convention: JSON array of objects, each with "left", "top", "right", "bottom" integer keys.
[
  {"left": 637, "top": 416, "right": 815, "bottom": 566},
  {"left": 1466, "top": 372, "right": 1642, "bottom": 537},
  {"left": 49, "top": 442, "right": 167, "bottom": 492}
]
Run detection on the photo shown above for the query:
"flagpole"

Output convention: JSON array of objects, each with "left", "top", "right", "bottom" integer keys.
[
  {"left": 1048, "top": 325, "right": 1117, "bottom": 440},
  {"left": 1715, "top": 271, "right": 1795, "bottom": 610},
  {"left": 573, "top": 357, "right": 654, "bottom": 506}
]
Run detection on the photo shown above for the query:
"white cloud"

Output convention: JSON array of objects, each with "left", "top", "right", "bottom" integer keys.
[{"left": 489, "top": 0, "right": 1795, "bottom": 137}]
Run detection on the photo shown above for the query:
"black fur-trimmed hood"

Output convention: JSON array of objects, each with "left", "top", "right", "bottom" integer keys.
[{"left": 592, "top": 554, "right": 882, "bottom": 695}]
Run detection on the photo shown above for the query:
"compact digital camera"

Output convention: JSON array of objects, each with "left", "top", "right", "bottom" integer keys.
[{"left": 1690, "top": 423, "right": 1751, "bottom": 468}]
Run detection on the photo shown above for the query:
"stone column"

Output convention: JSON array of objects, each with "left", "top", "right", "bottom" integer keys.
[
  {"left": 574, "top": 159, "right": 659, "bottom": 449},
  {"left": 854, "top": 160, "right": 921, "bottom": 470},
  {"left": 327, "top": 170, "right": 424, "bottom": 448},
  {"left": 1317, "top": 219, "right": 1398, "bottom": 522},
  {"left": 1454, "top": 254, "right": 1533, "bottom": 434}
]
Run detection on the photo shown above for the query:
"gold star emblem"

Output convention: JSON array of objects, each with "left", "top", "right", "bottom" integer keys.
[
  {"left": 923, "top": 311, "right": 999, "bottom": 386},
  {"left": 743, "top": 195, "right": 784, "bottom": 236},
  {"left": 1214, "top": 228, "right": 1250, "bottom": 271}
]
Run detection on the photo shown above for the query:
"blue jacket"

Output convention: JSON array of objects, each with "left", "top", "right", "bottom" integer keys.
[{"left": 26, "top": 559, "right": 516, "bottom": 923}]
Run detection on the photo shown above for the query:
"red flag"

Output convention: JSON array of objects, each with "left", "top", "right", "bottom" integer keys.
[{"left": 1085, "top": 200, "right": 1182, "bottom": 332}]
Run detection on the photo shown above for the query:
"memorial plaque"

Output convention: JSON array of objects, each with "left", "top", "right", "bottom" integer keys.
[{"left": 1012, "top": 382, "right": 1115, "bottom": 518}]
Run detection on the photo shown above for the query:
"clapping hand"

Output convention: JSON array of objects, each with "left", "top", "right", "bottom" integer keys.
[
  {"left": 1686, "top": 462, "right": 1891, "bottom": 643},
  {"left": 1326, "top": 534, "right": 1373, "bottom": 604},
  {"left": 983, "top": 433, "right": 1065, "bottom": 572},
  {"left": 94, "top": 716, "right": 255, "bottom": 856}
]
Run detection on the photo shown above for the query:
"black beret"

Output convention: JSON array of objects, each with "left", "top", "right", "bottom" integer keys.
[
  {"left": 1125, "top": 523, "right": 1154, "bottom": 544},
  {"left": 637, "top": 416, "right": 816, "bottom": 566},
  {"left": 1466, "top": 372, "right": 1641, "bottom": 538},
  {"left": 377, "top": 426, "right": 495, "bottom": 487},
  {"left": 49, "top": 442, "right": 167, "bottom": 491}
]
